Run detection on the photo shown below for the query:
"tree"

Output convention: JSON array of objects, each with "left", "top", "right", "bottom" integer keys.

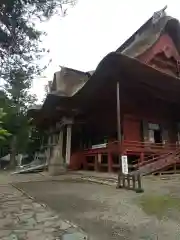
[
  {"left": 0, "top": 0, "right": 76, "bottom": 61},
  {"left": 0, "top": 108, "right": 10, "bottom": 141},
  {"left": 0, "top": 0, "right": 76, "bottom": 168}
]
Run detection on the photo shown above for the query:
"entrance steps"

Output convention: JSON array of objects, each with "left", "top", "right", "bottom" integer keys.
[{"left": 131, "top": 150, "right": 180, "bottom": 176}]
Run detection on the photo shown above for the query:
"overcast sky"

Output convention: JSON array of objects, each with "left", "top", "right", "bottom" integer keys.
[{"left": 32, "top": 0, "right": 180, "bottom": 102}]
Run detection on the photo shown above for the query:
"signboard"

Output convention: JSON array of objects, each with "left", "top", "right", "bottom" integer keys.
[
  {"left": 148, "top": 123, "right": 160, "bottom": 130},
  {"left": 121, "top": 155, "right": 128, "bottom": 174},
  {"left": 91, "top": 143, "right": 107, "bottom": 149},
  {"left": 97, "top": 154, "right": 101, "bottom": 163}
]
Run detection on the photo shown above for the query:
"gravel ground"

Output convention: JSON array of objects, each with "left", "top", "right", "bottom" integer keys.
[{"left": 15, "top": 178, "right": 180, "bottom": 240}]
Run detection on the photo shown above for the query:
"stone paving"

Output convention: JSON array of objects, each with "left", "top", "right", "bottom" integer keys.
[
  {"left": 0, "top": 184, "right": 87, "bottom": 240},
  {"left": 15, "top": 173, "right": 180, "bottom": 240}
]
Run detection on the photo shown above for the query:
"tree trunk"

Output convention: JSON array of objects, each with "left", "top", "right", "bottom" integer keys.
[{"left": 9, "top": 135, "right": 17, "bottom": 169}]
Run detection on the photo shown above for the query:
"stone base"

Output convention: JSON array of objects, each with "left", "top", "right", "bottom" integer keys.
[{"left": 48, "top": 164, "right": 67, "bottom": 176}]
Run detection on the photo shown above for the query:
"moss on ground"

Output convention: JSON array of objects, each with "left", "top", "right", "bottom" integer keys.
[{"left": 138, "top": 194, "right": 180, "bottom": 219}]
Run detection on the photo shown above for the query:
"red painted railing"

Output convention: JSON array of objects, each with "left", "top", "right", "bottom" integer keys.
[
  {"left": 84, "top": 141, "right": 179, "bottom": 154},
  {"left": 82, "top": 140, "right": 180, "bottom": 172},
  {"left": 116, "top": 140, "right": 178, "bottom": 152},
  {"left": 131, "top": 150, "right": 180, "bottom": 176}
]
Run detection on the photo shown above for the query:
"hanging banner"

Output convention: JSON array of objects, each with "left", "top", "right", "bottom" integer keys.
[{"left": 121, "top": 155, "right": 128, "bottom": 174}]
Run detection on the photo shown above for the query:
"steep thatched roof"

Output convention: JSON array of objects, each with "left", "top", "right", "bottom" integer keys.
[{"left": 116, "top": 8, "right": 180, "bottom": 58}]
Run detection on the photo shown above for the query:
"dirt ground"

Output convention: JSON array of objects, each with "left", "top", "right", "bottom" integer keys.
[{"left": 15, "top": 175, "right": 180, "bottom": 240}]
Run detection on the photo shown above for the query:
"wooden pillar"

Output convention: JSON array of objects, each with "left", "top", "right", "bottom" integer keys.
[
  {"left": 83, "top": 156, "right": 88, "bottom": 170},
  {"left": 108, "top": 152, "right": 113, "bottom": 172},
  {"left": 140, "top": 152, "right": 144, "bottom": 163},
  {"left": 174, "top": 163, "right": 177, "bottom": 174},
  {"left": 52, "top": 133, "right": 56, "bottom": 145},
  {"left": 65, "top": 124, "right": 72, "bottom": 166},
  {"left": 58, "top": 128, "right": 64, "bottom": 161},
  {"left": 116, "top": 81, "right": 122, "bottom": 166},
  {"left": 94, "top": 155, "right": 99, "bottom": 171},
  {"left": 46, "top": 135, "right": 51, "bottom": 165}
]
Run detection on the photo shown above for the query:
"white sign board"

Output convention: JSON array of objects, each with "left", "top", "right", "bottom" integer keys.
[
  {"left": 92, "top": 143, "right": 107, "bottom": 149},
  {"left": 97, "top": 154, "right": 101, "bottom": 163},
  {"left": 121, "top": 155, "right": 128, "bottom": 174}
]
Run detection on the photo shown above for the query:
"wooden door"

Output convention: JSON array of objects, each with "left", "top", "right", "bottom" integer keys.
[{"left": 123, "top": 116, "right": 141, "bottom": 142}]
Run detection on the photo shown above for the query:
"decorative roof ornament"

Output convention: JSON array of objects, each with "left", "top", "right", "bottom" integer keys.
[{"left": 152, "top": 5, "right": 167, "bottom": 24}]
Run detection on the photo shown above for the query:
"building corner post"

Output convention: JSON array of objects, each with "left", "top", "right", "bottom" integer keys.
[
  {"left": 116, "top": 81, "right": 122, "bottom": 167},
  {"left": 65, "top": 120, "right": 73, "bottom": 168}
]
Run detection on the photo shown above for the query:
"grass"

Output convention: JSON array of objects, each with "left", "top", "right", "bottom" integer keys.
[{"left": 138, "top": 194, "right": 180, "bottom": 219}]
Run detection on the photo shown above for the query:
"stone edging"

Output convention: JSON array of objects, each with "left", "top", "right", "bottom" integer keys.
[{"left": 10, "top": 183, "right": 83, "bottom": 231}]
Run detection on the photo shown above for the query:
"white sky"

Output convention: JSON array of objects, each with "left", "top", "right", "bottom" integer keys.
[{"left": 32, "top": 0, "right": 180, "bottom": 102}]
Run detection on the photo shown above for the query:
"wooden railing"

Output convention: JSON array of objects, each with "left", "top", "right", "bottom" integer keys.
[
  {"left": 133, "top": 152, "right": 172, "bottom": 168},
  {"left": 131, "top": 149, "right": 180, "bottom": 176},
  {"left": 115, "top": 140, "right": 178, "bottom": 152},
  {"left": 84, "top": 140, "right": 179, "bottom": 154},
  {"left": 81, "top": 140, "right": 180, "bottom": 172}
]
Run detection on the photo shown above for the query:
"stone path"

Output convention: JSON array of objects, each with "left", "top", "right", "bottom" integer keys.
[
  {"left": 0, "top": 184, "right": 87, "bottom": 240},
  {"left": 15, "top": 174, "right": 180, "bottom": 240}
]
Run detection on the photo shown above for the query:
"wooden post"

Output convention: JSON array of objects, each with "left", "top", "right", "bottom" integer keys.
[
  {"left": 132, "top": 175, "right": 136, "bottom": 190},
  {"left": 108, "top": 152, "right": 113, "bottom": 172},
  {"left": 116, "top": 81, "right": 122, "bottom": 167},
  {"left": 83, "top": 156, "right": 88, "bottom": 170},
  {"left": 116, "top": 172, "right": 122, "bottom": 188},
  {"left": 140, "top": 152, "right": 144, "bottom": 167},
  {"left": 127, "top": 174, "right": 130, "bottom": 189},
  {"left": 136, "top": 174, "right": 144, "bottom": 193},
  {"left": 53, "top": 134, "right": 56, "bottom": 145},
  {"left": 94, "top": 154, "right": 99, "bottom": 171},
  {"left": 174, "top": 163, "right": 177, "bottom": 174},
  {"left": 58, "top": 128, "right": 64, "bottom": 163},
  {"left": 46, "top": 134, "right": 51, "bottom": 166},
  {"left": 65, "top": 124, "right": 72, "bottom": 166},
  {"left": 122, "top": 174, "right": 125, "bottom": 188}
]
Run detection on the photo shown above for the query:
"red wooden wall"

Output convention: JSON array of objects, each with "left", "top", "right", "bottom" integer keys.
[
  {"left": 138, "top": 33, "right": 180, "bottom": 77},
  {"left": 123, "top": 113, "right": 177, "bottom": 143},
  {"left": 123, "top": 115, "right": 141, "bottom": 141}
]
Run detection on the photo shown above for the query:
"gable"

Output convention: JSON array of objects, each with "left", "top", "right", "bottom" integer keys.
[
  {"left": 116, "top": 7, "right": 180, "bottom": 72},
  {"left": 139, "top": 34, "right": 180, "bottom": 77},
  {"left": 139, "top": 33, "right": 180, "bottom": 62},
  {"left": 50, "top": 67, "right": 89, "bottom": 97},
  {"left": 116, "top": 7, "right": 167, "bottom": 54}
]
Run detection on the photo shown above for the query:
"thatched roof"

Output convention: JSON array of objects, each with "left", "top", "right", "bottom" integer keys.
[{"left": 116, "top": 7, "right": 180, "bottom": 58}]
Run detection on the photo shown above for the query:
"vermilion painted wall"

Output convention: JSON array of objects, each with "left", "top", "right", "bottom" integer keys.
[
  {"left": 70, "top": 152, "right": 86, "bottom": 170},
  {"left": 139, "top": 33, "right": 180, "bottom": 63},
  {"left": 138, "top": 33, "right": 180, "bottom": 77},
  {"left": 123, "top": 113, "right": 177, "bottom": 143},
  {"left": 123, "top": 116, "right": 141, "bottom": 141}
]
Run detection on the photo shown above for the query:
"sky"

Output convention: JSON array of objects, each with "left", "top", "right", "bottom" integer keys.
[{"left": 32, "top": 0, "right": 180, "bottom": 102}]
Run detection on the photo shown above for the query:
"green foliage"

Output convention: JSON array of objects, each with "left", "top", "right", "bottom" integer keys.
[
  {"left": 0, "top": 0, "right": 76, "bottom": 61},
  {"left": 0, "top": 108, "right": 11, "bottom": 141},
  {"left": 0, "top": 0, "right": 76, "bottom": 162},
  {"left": 27, "top": 127, "right": 47, "bottom": 155}
]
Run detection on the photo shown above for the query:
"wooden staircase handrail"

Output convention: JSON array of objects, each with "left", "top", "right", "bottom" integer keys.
[
  {"left": 131, "top": 149, "right": 180, "bottom": 176},
  {"left": 134, "top": 149, "right": 180, "bottom": 168},
  {"left": 134, "top": 152, "right": 173, "bottom": 167}
]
